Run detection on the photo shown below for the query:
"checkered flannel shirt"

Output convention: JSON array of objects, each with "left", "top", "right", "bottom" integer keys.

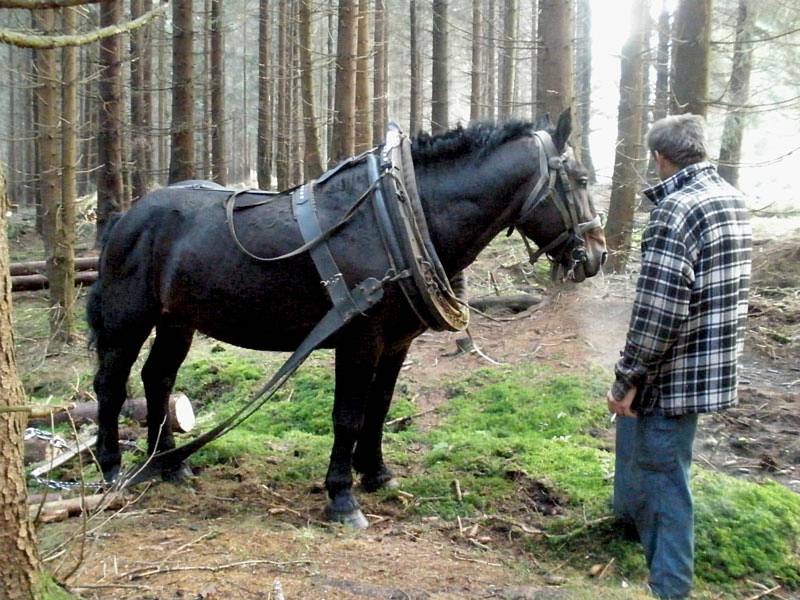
[{"left": 613, "top": 161, "right": 752, "bottom": 416}]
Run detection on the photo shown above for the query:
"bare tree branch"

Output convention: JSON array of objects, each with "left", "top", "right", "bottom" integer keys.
[
  {"left": 0, "top": 1, "right": 168, "bottom": 49},
  {"left": 0, "top": 0, "right": 100, "bottom": 9}
]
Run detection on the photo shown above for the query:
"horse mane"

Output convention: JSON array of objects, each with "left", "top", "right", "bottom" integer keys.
[{"left": 410, "top": 120, "right": 536, "bottom": 164}]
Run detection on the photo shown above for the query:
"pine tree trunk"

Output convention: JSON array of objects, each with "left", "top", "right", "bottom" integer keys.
[
  {"left": 431, "top": 0, "right": 449, "bottom": 133},
  {"left": 536, "top": 0, "right": 574, "bottom": 118},
  {"left": 574, "top": 0, "right": 596, "bottom": 180},
  {"left": 484, "top": 0, "right": 496, "bottom": 121},
  {"left": 96, "top": 0, "right": 125, "bottom": 243},
  {"left": 157, "top": 13, "right": 167, "bottom": 185},
  {"left": 291, "top": 10, "right": 304, "bottom": 186},
  {"left": 300, "top": 0, "right": 323, "bottom": 178},
  {"left": 332, "top": 0, "right": 357, "bottom": 163},
  {"left": 717, "top": 0, "right": 756, "bottom": 188},
  {"left": 0, "top": 164, "right": 41, "bottom": 600},
  {"left": 409, "top": 0, "right": 422, "bottom": 134},
  {"left": 257, "top": 0, "right": 272, "bottom": 188},
  {"left": 276, "top": 0, "right": 291, "bottom": 188},
  {"left": 470, "top": 0, "right": 482, "bottom": 122},
  {"left": 326, "top": 0, "right": 335, "bottom": 163},
  {"left": 647, "top": 2, "right": 670, "bottom": 181},
  {"left": 354, "top": 0, "right": 372, "bottom": 152},
  {"left": 372, "top": 0, "right": 387, "bottom": 144},
  {"left": 169, "top": 0, "right": 195, "bottom": 183},
  {"left": 7, "top": 45, "right": 17, "bottom": 205},
  {"left": 55, "top": 6, "right": 78, "bottom": 343},
  {"left": 498, "top": 0, "right": 516, "bottom": 120},
  {"left": 130, "top": 0, "right": 153, "bottom": 201},
  {"left": 605, "top": 0, "right": 648, "bottom": 273},
  {"left": 200, "top": 0, "right": 212, "bottom": 180},
  {"left": 530, "top": 0, "right": 539, "bottom": 120},
  {"left": 670, "top": 0, "right": 710, "bottom": 116},
  {"left": 211, "top": 0, "right": 226, "bottom": 185}
]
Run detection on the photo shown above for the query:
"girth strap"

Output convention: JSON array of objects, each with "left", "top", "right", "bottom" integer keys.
[{"left": 292, "top": 183, "right": 362, "bottom": 319}]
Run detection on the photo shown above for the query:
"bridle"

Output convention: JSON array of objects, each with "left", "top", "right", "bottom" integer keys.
[{"left": 511, "top": 130, "right": 601, "bottom": 275}]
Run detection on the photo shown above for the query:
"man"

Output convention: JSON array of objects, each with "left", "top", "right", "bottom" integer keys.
[{"left": 607, "top": 114, "right": 752, "bottom": 599}]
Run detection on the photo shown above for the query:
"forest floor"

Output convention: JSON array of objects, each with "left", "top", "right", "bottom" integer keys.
[{"left": 9, "top": 201, "right": 800, "bottom": 600}]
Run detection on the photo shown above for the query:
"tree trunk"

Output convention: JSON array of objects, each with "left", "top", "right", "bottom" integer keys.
[
  {"left": 300, "top": 0, "right": 323, "bottom": 178},
  {"left": 484, "top": 0, "right": 496, "bottom": 121},
  {"left": 717, "top": 0, "right": 756, "bottom": 188},
  {"left": 169, "top": 0, "right": 195, "bottom": 183},
  {"left": 0, "top": 164, "right": 41, "bottom": 600},
  {"left": 276, "top": 0, "right": 291, "bottom": 187},
  {"left": 326, "top": 0, "right": 335, "bottom": 163},
  {"left": 470, "top": 0, "right": 482, "bottom": 122},
  {"left": 530, "top": 0, "right": 538, "bottom": 119},
  {"left": 670, "top": 0, "right": 710, "bottom": 116},
  {"left": 574, "top": 0, "right": 596, "bottom": 181},
  {"left": 354, "top": 0, "right": 372, "bottom": 152},
  {"left": 409, "top": 0, "right": 422, "bottom": 134},
  {"left": 372, "top": 0, "right": 387, "bottom": 144},
  {"left": 7, "top": 45, "right": 17, "bottom": 205},
  {"left": 331, "top": 0, "right": 357, "bottom": 163},
  {"left": 647, "top": 1, "right": 671, "bottom": 181},
  {"left": 536, "top": 0, "right": 574, "bottom": 119},
  {"left": 211, "top": 0, "right": 226, "bottom": 185},
  {"left": 498, "top": 0, "right": 517, "bottom": 120},
  {"left": 605, "top": 0, "right": 648, "bottom": 273},
  {"left": 257, "top": 0, "right": 272, "bottom": 188},
  {"left": 130, "top": 0, "right": 153, "bottom": 201},
  {"left": 431, "top": 0, "right": 449, "bottom": 134},
  {"left": 96, "top": 0, "right": 125, "bottom": 242},
  {"left": 55, "top": 6, "right": 78, "bottom": 343}
]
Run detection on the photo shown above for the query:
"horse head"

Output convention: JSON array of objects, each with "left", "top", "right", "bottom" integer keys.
[{"left": 514, "top": 109, "right": 607, "bottom": 282}]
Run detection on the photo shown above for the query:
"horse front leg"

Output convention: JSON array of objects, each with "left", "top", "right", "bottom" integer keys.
[
  {"left": 325, "top": 334, "right": 382, "bottom": 528},
  {"left": 353, "top": 343, "right": 411, "bottom": 492}
]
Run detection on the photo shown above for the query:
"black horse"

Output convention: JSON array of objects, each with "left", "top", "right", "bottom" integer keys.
[{"left": 87, "top": 110, "right": 606, "bottom": 528}]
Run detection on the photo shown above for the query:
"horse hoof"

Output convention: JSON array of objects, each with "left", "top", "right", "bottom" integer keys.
[
  {"left": 361, "top": 475, "right": 400, "bottom": 492},
  {"left": 161, "top": 463, "right": 194, "bottom": 484},
  {"left": 102, "top": 465, "right": 120, "bottom": 484},
  {"left": 325, "top": 506, "right": 369, "bottom": 529}
]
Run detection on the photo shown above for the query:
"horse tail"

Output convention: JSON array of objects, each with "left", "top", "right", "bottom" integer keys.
[{"left": 87, "top": 211, "right": 124, "bottom": 351}]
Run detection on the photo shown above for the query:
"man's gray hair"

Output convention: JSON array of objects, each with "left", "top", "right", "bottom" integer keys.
[{"left": 646, "top": 114, "right": 708, "bottom": 168}]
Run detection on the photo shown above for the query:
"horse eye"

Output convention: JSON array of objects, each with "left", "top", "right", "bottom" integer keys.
[{"left": 578, "top": 177, "right": 589, "bottom": 188}]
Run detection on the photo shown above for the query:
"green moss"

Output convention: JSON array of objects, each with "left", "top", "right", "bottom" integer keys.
[{"left": 35, "top": 573, "right": 79, "bottom": 600}]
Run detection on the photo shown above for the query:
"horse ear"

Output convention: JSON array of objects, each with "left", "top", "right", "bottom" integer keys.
[
  {"left": 533, "top": 113, "right": 552, "bottom": 131},
  {"left": 553, "top": 108, "right": 572, "bottom": 153}
]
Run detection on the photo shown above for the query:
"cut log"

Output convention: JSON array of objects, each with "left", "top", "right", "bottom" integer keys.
[
  {"left": 10, "top": 256, "right": 98, "bottom": 276},
  {"left": 469, "top": 293, "right": 542, "bottom": 313},
  {"left": 29, "top": 493, "right": 126, "bottom": 523},
  {"left": 27, "top": 493, "right": 62, "bottom": 505},
  {"left": 12, "top": 270, "right": 98, "bottom": 292},
  {"left": 28, "top": 393, "right": 196, "bottom": 433}
]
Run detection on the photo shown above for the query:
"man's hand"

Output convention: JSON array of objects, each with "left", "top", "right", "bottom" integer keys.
[{"left": 607, "top": 384, "right": 638, "bottom": 418}]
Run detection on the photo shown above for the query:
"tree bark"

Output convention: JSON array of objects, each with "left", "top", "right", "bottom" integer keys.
[
  {"left": 372, "top": 0, "right": 387, "bottom": 144},
  {"left": 409, "top": 0, "right": 422, "bottom": 134},
  {"left": 536, "top": 0, "right": 574, "bottom": 119},
  {"left": 0, "top": 163, "right": 41, "bottom": 600},
  {"left": 276, "top": 0, "right": 291, "bottom": 187},
  {"left": 647, "top": 1, "right": 671, "bottom": 181},
  {"left": 331, "top": 0, "right": 357, "bottom": 163},
  {"left": 498, "top": 0, "right": 517, "bottom": 120},
  {"left": 354, "top": 0, "right": 372, "bottom": 152},
  {"left": 431, "top": 0, "right": 449, "bottom": 134},
  {"left": 605, "top": 0, "right": 648, "bottom": 273},
  {"left": 574, "top": 0, "right": 595, "bottom": 181},
  {"left": 470, "top": 0, "right": 482, "bottom": 122},
  {"left": 169, "top": 0, "right": 195, "bottom": 183},
  {"left": 717, "top": 0, "right": 756, "bottom": 188},
  {"left": 55, "top": 6, "right": 78, "bottom": 343},
  {"left": 299, "top": 0, "right": 323, "bottom": 178},
  {"left": 257, "top": 0, "right": 272, "bottom": 188},
  {"left": 96, "top": 0, "right": 125, "bottom": 243},
  {"left": 210, "top": 0, "right": 226, "bottom": 185},
  {"left": 130, "top": 0, "right": 153, "bottom": 201},
  {"left": 670, "top": 0, "right": 710, "bottom": 116}
]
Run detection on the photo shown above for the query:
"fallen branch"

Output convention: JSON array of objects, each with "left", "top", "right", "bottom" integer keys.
[
  {"left": 746, "top": 585, "right": 782, "bottom": 600},
  {"left": 11, "top": 270, "right": 98, "bottom": 292},
  {"left": 28, "top": 493, "right": 126, "bottom": 523},
  {"left": 29, "top": 435, "right": 97, "bottom": 478},
  {"left": 128, "top": 559, "right": 312, "bottom": 579},
  {"left": 468, "top": 293, "right": 542, "bottom": 313}
]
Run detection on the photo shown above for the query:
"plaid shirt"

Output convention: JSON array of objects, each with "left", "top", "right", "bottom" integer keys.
[{"left": 613, "top": 162, "right": 752, "bottom": 416}]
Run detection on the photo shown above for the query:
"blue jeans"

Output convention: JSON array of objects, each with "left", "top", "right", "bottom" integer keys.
[{"left": 613, "top": 414, "right": 699, "bottom": 599}]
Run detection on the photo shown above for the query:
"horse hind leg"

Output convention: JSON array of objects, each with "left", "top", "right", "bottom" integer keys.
[
  {"left": 94, "top": 332, "right": 151, "bottom": 483},
  {"left": 140, "top": 322, "right": 194, "bottom": 482}
]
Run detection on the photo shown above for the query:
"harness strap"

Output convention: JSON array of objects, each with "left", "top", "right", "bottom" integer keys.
[
  {"left": 117, "top": 277, "right": 385, "bottom": 486},
  {"left": 292, "top": 183, "right": 362, "bottom": 319}
]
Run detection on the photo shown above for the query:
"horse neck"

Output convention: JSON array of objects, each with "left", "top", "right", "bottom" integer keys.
[{"left": 415, "top": 139, "right": 537, "bottom": 274}]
